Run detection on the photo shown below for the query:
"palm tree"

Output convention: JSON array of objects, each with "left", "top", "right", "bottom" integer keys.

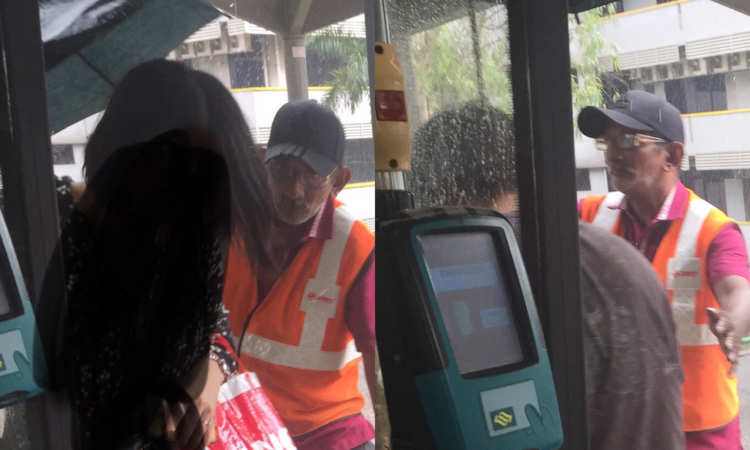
[{"left": 305, "top": 29, "right": 368, "bottom": 114}]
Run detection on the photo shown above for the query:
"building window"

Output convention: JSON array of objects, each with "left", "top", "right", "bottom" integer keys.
[
  {"left": 344, "top": 138, "right": 375, "bottom": 183},
  {"left": 664, "top": 78, "right": 687, "bottom": 112},
  {"left": 306, "top": 45, "right": 341, "bottom": 86},
  {"left": 602, "top": 71, "right": 632, "bottom": 107},
  {"left": 51, "top": 145, "right": 75, "bottom": 164},
  {"left": 665, "top": 74, "right": 726, "bottom": 114},
  {"left": 575, "top": 169, "right": 591, "bottom": 191},
  {"left": 305, "top": 35, "right": 366, "bottom": 87},
  {"left": 693, "top": 74, "right": 727, "bottom": 112},
  {"left": 227, "top": 36, "right": 266, "bottom": 89}
]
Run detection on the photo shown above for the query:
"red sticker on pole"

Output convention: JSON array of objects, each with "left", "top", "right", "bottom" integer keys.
[{"left": 375, "top": 90, "right": 408, "bottom": 122}]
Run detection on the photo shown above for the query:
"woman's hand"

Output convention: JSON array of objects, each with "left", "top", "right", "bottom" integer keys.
[{"left": 162, "top": 355, "right": 225, "bottom": 448}]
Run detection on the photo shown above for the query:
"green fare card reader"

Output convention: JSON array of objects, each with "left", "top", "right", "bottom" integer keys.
[
  {"left": 376, "top": 207, "right": 563, "bottom": 450},
  {"left": 0, "top": 210, "right": 47, "bottom": 406}
]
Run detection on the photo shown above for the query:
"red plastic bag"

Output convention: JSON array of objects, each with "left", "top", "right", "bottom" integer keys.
[{"left": 207, "top": 371, "right": 296, "bottom": 450}]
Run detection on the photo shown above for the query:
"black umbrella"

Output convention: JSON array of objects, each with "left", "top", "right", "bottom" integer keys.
[{"left": 42, "top": 0, "right": 220, "bottom": 133}]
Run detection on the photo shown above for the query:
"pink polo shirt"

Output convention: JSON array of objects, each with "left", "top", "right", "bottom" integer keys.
[{"left": 578, "top": 181, "right": 750, "bottom": 286}]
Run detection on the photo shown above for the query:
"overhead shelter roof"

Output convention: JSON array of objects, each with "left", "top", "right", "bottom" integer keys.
[
  {"left": 210, "top": 0, "right": 363, "bottom": 35},
  {"left": 712, "top": 0, "right": 750, "bottom": 16}
]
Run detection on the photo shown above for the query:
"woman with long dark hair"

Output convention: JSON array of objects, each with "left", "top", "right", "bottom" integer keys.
[{"left": 46, "top": 59, "right": 273, "bottom": 449}]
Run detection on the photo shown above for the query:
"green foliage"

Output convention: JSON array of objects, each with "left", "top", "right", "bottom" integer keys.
[
  {"left": 305, "top": 29, "right": 368, "bottom": 114},
  {"left": 304, "top": 5, "right": 617, "bottom": 126},
  {"left": 569, "top": 5, "right": 619, "bottom": 112},
  {"left": 410, "top": 7, "right": 512, "bottom": 117}
]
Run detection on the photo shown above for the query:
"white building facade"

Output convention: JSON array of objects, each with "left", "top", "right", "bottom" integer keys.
[
  {"left": 577, "top": 0, "right": 750, "bottom": 226},
  {"left": 50, "top": 14, "right": 375, "bottom": 229}
]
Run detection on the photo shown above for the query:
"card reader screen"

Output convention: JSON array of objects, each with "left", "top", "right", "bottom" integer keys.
[
  {"left": 0, "top": 270, "right": 11, "bottom": 316},
  {"left": 0, "top": 251, "right": 15, "bottom": 315},
  {"left": 0, "top": 240, "right": 21, "bottom": 318},
  {"left": 420, "top": 231, "right": 524, "bottom": 375}
]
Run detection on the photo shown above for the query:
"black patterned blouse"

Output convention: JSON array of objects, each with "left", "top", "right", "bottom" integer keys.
[
  {"left": 55, "top": 175, "right": 76, "bottom": 226},
  {"left": 54, "top": 143, "right": 239, "bottom": 448}
]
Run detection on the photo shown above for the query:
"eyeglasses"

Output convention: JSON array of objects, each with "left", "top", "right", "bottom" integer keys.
[
  {"left": 595, "top": 133, "right": 667, "bottom": 152},
  {"left": 266, "top": 158, "right": 335, "bottom": 189}
]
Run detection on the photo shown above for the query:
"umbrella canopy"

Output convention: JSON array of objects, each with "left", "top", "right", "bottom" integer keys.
[{"left": 43, "top": 0, "right": 219, "bottom": 133}]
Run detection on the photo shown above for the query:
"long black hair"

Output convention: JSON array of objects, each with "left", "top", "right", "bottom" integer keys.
[{"left": 84, "top": 59, "right": 272, "bottom": 267}]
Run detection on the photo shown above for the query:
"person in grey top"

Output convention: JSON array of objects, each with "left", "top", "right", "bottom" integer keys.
[
  {"left": 579, "top": 222, "right": 684, "bottom": 449},
  {"left": 409, "top": 101, "right": 519, "bottom": 233}
]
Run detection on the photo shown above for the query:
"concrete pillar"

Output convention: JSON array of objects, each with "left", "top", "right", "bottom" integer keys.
[
  {"left": 282, "top": 34, "right": 309, "bottom": 101},
  {"left": 725, "top": 178, "right": 746, "bottom": 221},
  {"left": 264, "top": 35, "right": 286, "bottom": 87}
]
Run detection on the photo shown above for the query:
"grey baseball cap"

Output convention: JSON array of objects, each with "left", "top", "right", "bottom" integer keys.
[
  {"left": 578, "top": 90, "right": 684, "bottom": 143},
  {"left": 265, "top": 100, "right": 345, "bottom": 176}
]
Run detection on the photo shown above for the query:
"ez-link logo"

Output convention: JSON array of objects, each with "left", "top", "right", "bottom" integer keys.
[
  {"left": 307, "top": 292, "right": 335, "bottom": 303},
  {"left": 490, "top": 407, "right": 516, "bottom": 430}
]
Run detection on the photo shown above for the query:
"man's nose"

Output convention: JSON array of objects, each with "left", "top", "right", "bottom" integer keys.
[{"left": 284, "top": 176, "right": 306, "bottom": 199}]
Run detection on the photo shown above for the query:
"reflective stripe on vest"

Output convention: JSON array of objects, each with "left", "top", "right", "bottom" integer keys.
[
  {"left": 590, "top": 190, "right": 739, "bottom": 430},
  {"left": 667, "top": 198, "right": 718, "bottom": 347},
  {"left": 239, "top": 208, "right": 362, "bottom": 371},
  {"left": 591, "top": 191, "right": 624, "bottom": 232},
  {"left": 591, "top": 194, "right": 718, "bottom": 347}
]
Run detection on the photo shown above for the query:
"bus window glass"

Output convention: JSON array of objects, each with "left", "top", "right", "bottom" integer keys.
[
  {"left": 572, "top": 2, "right": 750, "bottom": 446},
  {"left": 386, "top": 0, "right": 520, "bottom": 233},
  {"left": 175, "top": 14, "right": 375, "bottom": 230},
  {"left": 1, "top": 1, "right": 376, "bottom": 447}
]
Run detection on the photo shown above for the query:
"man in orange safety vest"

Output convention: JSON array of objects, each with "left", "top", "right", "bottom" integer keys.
[{"left": 578, "top": 90, "right": 750, "bottom": 449}]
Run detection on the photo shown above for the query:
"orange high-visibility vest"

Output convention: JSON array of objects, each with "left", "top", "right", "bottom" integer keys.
[
  {"left": 581, "top": 190, "right": 739, "bottom": 431},
  {"left": 222, "top": 203, "right": 374, "bottom": 437}
]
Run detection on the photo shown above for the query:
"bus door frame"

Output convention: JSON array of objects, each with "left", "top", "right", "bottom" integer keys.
[
  {"left": 0, "top": 0, "right": 71, "bottom": 449},
  {"left": 509, "top": 1, "right": 588, "bottom": 448}
]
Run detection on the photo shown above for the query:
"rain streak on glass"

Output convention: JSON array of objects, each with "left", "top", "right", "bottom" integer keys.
[{"left": 386, "top": 0, "right": 520, "bottom": 232}]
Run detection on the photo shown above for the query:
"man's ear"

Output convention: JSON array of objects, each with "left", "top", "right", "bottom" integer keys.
[
  {"left": 331, "top": 167, "right": 351, "bottom": 196},
  {"left": 666, "top": 141, "right": 684, "bottom": 169}
]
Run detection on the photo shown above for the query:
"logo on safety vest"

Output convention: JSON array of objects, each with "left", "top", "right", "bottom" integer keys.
[
  {"left": 490, "top": 407, "right": 516, "bottom": 430},
  {"left": 673, "top": 270, "right": 698, "bottom": 278},
  {"left": 307, "top": 292, "right": 335, "bottom": 303}
]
